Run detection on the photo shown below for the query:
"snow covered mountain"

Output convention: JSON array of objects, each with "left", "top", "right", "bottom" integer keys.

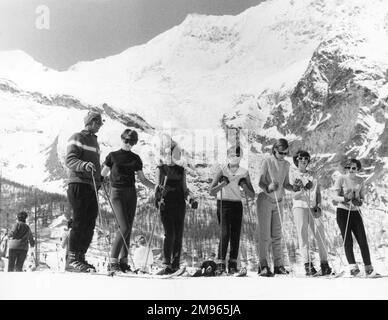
[{"left": 0, "top": 0, "right": 388, "bottom": 199}]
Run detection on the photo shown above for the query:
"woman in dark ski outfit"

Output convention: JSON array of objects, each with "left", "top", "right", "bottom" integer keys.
[
  {"left": 155, "top": 140, "right": 196, "bottom": 275},
  {"left": 101, "top": 129, "right": 155, "bottom": 273},
  {"left": 333, "top": 158, "right": 376, "bottom": 277}
]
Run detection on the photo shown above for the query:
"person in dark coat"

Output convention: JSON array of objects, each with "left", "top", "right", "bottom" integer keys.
[{"left": 8, "top": 211, "right": 35, "bottom": 272}]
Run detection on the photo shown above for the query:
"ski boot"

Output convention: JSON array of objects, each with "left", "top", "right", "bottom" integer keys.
[
  {"left": 304, "top": 262, "right": 317, "bottom": 276},
  {"left": 365, "top": 265, "right": 379, "bottom": 277},
  {"left": 228, "top": 260, "right": 238, "bottom": 275},
  {"left": 258, "top": 265, "right": 274, "bottom": 277},
  {"left": 107, "top": 262, "right": 122, "bottom": 274},
  {"left": 119, "top": 261, "right": 132, "bottom": 273},
  {"left": 171, "top": 261, "right": 181, "bottom": 273},
  {"left": 79, "top": 253, "right": 96, "bottom": 272},
  {"left": 156, "top": 264, "right": 174, "bottom": 275},
  {"left": 320, "top": 262, "right": 332, "bottom": 276},
  {"left": 274, "top": 266, "right": 289, "bottom": 275},
  {"left": 215, "top": 262, "right": 227, "bottom": 276},
  {"left": 235, "top": 266, "right": 247, "bottom": 277},
  {"left": 350, "top": 264, "right": 361, "bottom": 277},
  {"left": 65, "top": 252, "right": 95, "bottom": 273}
]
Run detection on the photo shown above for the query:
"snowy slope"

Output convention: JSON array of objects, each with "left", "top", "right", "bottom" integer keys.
[{"left": 1, "top": 0, "right": 388, "bottom": 129}]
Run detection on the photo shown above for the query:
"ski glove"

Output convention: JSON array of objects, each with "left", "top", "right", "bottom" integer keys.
[
  {"left": 351, "top": 198, "right": 363, "bottom": 207},
  {"left": 312, "top": 206, "right": 322, "bottom": 218},
  {"left": 84, "top": 162, "right": 96, "bottom": 172},
  {"left": 219, "top": 175, "right": 230, "bottom": 185},
  {"left": 267, "top": 182, "right": 279, "bottom": 193},
  {"left": 292, "top": 179, "right": 303, "bottom": 192},
  {"left": 189, "top": 198, "right": 199, "bottom": 209},
  {"left": 343, "top": 195, "right": 352, "bottom": 203},
  {"left": 238, "top": 177, "right": 248, "bottom": 187},
  {"left": 304, "top": 180, "right": 313, "bottom": 190},
  {"left": 292, "top": 184, "right": 302, "bottom": 192}
]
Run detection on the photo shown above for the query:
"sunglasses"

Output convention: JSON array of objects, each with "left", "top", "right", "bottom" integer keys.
[
  {"left": 345, "top": 166, "right": 358, "bottom": 171},
  {"left": 277, "top": 150, "right": 288, "bottom": 155},
  {"left": 123, "top": 139, "right": 132, "bottom": 144},
  {"left": 297, "top": 157, "right": 310, "bottom": 161}
]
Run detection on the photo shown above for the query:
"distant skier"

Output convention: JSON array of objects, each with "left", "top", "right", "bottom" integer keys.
[
  {"left": 101, "top": 129, "right": 155, "bottom": 273},
  {"left": 209, "top": 145, "right": 255, "bottom": 275},
  {"left": 333, "top": 158, "right": 376, "bottom": 277},
  {"left": 290, "top": 150, "right": 332, "bottom": 276},
  {"left": 65, "top": 110, "right": 103, "bottom": 272},
  {"left": 155, "top": 139, "right": 197, "bottom": 275},
  {"left": 7, "top": 211, "right": 35, "bottom": 272},
  {"left": 133, "top": 235, "right": 154, "bottom": 273},
  {"left": 59, "top": 218, "right": 73, "bottom": 267},
  {"left": 256, "top": 138, "right": 296, "bottom": 277}
]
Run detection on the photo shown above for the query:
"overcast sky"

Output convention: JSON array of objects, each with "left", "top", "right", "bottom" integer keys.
[{"left": 0, "top": 0, "right": 264, "bottom": 70}]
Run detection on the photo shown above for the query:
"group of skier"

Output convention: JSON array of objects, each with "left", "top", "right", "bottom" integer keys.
[
  {"left": 62, "top": 110, "right": 378, "bottom": 277},
  {"left": 2, "top": 109, "right": 379, "bottom": 278},
  {"left": 210, "top": 137, "right": 376, "bottom": 277}
]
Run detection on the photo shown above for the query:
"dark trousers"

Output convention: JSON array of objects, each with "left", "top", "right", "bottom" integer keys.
[
  {"left": 110, "top": 187, "right": 137, "bottom": 260},
  {"left": 216, "top": 200, "right": 243, "bottom": 262},
  {"left": 336, "top": 208, "right": 371, "bottom": 265},
  {"left": 67, "top": 183, "right": 98, "bottom": 255},
  {"left": 8, "top": 249, "right": 27, "bottom": 272},
  {"left": 160, "top": 202, "right": 186, "bottom": 269}
]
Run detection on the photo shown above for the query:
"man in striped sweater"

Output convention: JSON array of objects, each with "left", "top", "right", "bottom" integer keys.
[{"left": 65, "top": 110, "right": 103, "bottom": 272}]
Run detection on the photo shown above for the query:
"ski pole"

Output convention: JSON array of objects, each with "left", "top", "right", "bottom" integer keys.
[
  {"left": 101, "top": 182, "right": 137, "bottom": 271},
  {"left": 92, "top": 172, "right": 112, "bottom": 272},
  {"left": 340, "top": 204, "right": 352, "bottom": 271},
  {"left": 220, "top": 188, "right": 224, "bottom": 272},
  {"left": 144, "top": 176, "right": 167, "bottom": 272},
  {"left": 268, "top": 166, "right": 294, "bottom": 274},
  {"left": 55, "top": 244, "right": 60, "bottom": 271},
  {"left": 243, "top": 191, "right": 256, "bottom": 273},
  {"left": 300, "top": 189, "right": 340, "bottom": 272}
]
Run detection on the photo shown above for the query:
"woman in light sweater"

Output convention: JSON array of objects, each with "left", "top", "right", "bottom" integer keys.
[
  {"left": 256, "top": 138, "right": 299, "bottom": 277},
  {"left": 290, "top": 150, "right": 332, "bottom": 276},
  {"left": 209, "top": 145, "right": 255, "bottom": 275}
]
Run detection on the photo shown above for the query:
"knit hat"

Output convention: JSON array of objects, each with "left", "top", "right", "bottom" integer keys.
[{"left": 84, "top": 110, "right": 103, "bottom": 126}]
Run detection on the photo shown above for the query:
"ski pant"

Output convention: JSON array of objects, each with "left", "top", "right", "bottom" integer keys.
[
  {"left": 110, "top": 186, "right": 137, "bottom": 260},
  {"left": 160, "top": 202, "right": 186, "bottom": 269},
  {"left": 8, "top": 249, "right": 27, "bottom": 272},
  {"left": 293, "top": 207, "right": 328, "bottom": 264},
  {"left": 216, "top": 200, "right": 243, "bottom": 263},
  {"left": 256, "top": 192, "right": 284, "bottom": 267},
  {"left": 67, "top": 183, "right": 98, "bottom": 255},
  {"left": 336, "top": 208, "right": 371, "bottom": 266}
]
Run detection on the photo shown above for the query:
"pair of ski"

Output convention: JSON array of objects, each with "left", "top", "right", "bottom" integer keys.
[
  {"left": 293, "top": 270, "right": 383, "bottom": 279},
  {"left": 107, "top": 266, "right": 187, "bottom": 279},
  {"left": 271, "top": 270, "right": 345, "bottom": 279}
]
